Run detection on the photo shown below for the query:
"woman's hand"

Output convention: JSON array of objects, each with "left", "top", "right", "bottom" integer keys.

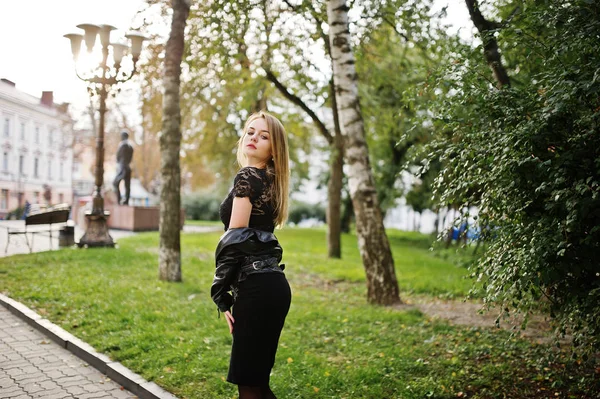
[{"left": 224, "top": 311, "right": 235, "bottom": 334}]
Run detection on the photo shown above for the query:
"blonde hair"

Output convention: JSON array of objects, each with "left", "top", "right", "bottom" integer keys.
[{"left": 236, "top": 111, "right": 290, "bottom": 228}]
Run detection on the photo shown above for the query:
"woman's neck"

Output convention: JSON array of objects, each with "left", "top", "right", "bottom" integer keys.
[{"left": 246, "top": 160, "right": 267, "bottom": 169}]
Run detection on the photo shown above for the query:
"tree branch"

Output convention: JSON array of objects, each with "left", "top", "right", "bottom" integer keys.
[
  {"left": 281, "top": 0, "right": 331, "bottom": 57},
  {"left": 464, "top": 0, "right": 511, "bottom": 88},
  {"left": 500, "top": 5, "right": 521, "bottom": 28},
  {"left": 378, "top": 14, "right": 433, "bottom": 63},
  {"left": 380, "top": 14, "right": 410, "bottom": 42},
  {"left": 281, "top": 0, "right": 298, "bottom": 12},
  {"left": 265, "top": 69, "right": 333, "bottom": 144}
]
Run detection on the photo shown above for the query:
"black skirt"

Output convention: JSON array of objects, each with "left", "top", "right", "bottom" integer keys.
[{"left": 227, "top": 272, "right": 292, "bottom": 386}]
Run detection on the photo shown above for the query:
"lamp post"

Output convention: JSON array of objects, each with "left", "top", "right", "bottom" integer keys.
[{"left": 64, "top": 24, "right": 146, "bottom": 247}]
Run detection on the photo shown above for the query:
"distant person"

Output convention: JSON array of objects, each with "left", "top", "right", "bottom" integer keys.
[
  {"left": 21, "top": 200, "right": 31, "bottom": 220},
  {"left": 211, "top": 111, "right": 291, "bottom": 399},
  {"left": 113, "top": 131, "right": 134, "bottom": 205}
]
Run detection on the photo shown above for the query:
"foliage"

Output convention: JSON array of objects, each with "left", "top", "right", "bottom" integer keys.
[
  {"left": 137, "top": 0, "right": 313, "bottom": 193},
  {"left": 354, "top": 0, "right": 465, "bottom": 215},
  {"left": 181, "top": 0, "right": 314, "bottom": 190},
  {"left": 182, "top": 191, "right": 222, "bottom": 221},
  {"left": 5, "top": 206, "right": 26, "bottom": 220},
  {"left": 135, "top": 39, "right": 165, "bottom": 193},
  {"left": 0, "top": 230, "right": 598, "bottom": 398},
  {"left": 287, "top": 200, "right": 326, "bottom": 225},
  {"left": 412, "top": 0, "right": 600, "bottom": 354}
]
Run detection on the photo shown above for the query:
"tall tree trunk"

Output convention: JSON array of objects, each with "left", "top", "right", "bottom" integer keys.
[
  {"left": 265, "top": 69, "right": 343, "bottom": 259},
  {"left": 465, "top": 0, "right": 511, "bottom": 88},
  {"left": 413, "top": 210, "right": 417, "bottom": 232},
  {"left": 327, "top": 0, "right": 401, "bottom": 305},
  {"left": 327, "top": 78, "right": 343, "bottom": 258},
  {"left": 159, "top": 0, "right": 190, "bottom": 282},
  {"left": 340, "top": 191, "right": 353, "bottom": 233}
]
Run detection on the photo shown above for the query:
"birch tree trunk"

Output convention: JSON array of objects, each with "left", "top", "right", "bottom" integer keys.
[
  {"left": 159, "top": 0, "right": 190, "bottom": 282},
  {"left": 327, "top": 0, "right": 401, "bottom": 305}
]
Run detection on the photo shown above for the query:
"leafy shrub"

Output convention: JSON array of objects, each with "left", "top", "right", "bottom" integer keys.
[
  {"left": 412, "top": 0, "right": 600, "bottom": 354},
  {"left": 288, "top": 200, "right": 326, "bottom": 225},
  {"left": 5, "top": 206, "right": 25, "bottom": 220},
  {"left": 182, "top": 192, "right": 222, "bottom": 221}
]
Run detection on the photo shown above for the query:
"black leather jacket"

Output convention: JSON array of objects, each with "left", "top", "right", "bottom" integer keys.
[{"left": 211, "top": 227, "right": 284, "bottom": 313}]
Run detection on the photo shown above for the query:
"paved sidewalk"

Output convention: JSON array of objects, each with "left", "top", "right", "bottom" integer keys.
[
  {"left": 0, "top": 306, "right": 135, "bottom": 399},
  {"left": 181, "top": 225, "right": 222, "bottom": 234},
  {"left": 0, "top": 221, "right": 135, "bottom": 258},
  {"left": 0, "top": 221, "right": 220, "bottom": 258}
]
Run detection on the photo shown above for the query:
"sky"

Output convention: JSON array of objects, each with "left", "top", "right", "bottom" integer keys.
[{"left": 0, "top": 0, "right": 473, "bottom": 112}]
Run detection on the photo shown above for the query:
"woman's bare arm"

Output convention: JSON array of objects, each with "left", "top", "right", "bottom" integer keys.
[{"left": 229, "top": 196, "right": 252, "bottom": 228}]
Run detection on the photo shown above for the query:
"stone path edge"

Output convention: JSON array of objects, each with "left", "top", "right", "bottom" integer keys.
[{"left": 0, "top": 292, "right": 179, "bottom": 399}]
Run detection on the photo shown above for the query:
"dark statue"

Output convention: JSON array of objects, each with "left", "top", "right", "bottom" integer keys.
[{"left": 113, "top": 131, "right": 134, "bottom": 205}]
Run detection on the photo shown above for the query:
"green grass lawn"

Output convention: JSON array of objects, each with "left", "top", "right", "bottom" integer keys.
[
  {"left": 184, "top": 219, "right": 223, "bottom": 227},
  {"left": 0, "top": 228, "right": 597, "bottom": 398}
]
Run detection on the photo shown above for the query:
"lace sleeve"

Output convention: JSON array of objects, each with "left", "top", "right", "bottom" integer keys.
[{"left": 233, "top": 167, "right": 264, "bottom": 203}]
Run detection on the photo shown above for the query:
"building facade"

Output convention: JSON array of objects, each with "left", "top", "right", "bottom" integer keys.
[{"left": 0, "top": 78, "right": 73, "bottom": 218}]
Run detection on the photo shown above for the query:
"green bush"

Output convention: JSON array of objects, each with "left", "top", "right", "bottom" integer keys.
[
  {"left": 6, "top": 206, "right": 26, "bottom": 220},
  {"left": 288, "top": 200, "right": 326, "bottom": 225},
  {"left": 182, "top": 192, "right": 222, "bottom": 221},
  {"left": 412, "top": 0, "right": 600, "bottom": 354}
]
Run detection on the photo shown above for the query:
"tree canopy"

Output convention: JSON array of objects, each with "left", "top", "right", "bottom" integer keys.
[{"left": 411, "top": 0, "right": 600, "bottom": 354}]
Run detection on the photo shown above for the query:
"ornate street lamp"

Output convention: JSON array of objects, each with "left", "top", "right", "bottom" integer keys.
[{"left": 64, "top": 24, "right": 146, "bottom": 247}]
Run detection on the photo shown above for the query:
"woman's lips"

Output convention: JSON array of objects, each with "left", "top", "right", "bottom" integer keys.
[{"left": 247, "top": 144, "right": 256, "bottom": 149}]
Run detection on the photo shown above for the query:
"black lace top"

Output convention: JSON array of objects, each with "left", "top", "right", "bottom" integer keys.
[{"left": 219, "top": 166, "right": 276, "bottom": 232}]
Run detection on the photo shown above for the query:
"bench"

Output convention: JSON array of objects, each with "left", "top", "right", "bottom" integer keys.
[{"left": 3, "top": 206, "right": 71, "bottom": 254}]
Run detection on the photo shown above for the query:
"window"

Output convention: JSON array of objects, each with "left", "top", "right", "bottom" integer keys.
[
  {"left": 34, "top": 158, "right": 39, "bottom": 178},
  {"left": 2, "top": 152, "right": 8, "bottom": 171},
  {"left": 1, "top": 189, "right": 8, "bottom": 209},
  {"left": 19, "top": 155, "right": 24, "bottom": 175},
  {"left": 60, "top": 162, "right": 64, "bottom": 181},
  {"left": 58, "top": 193, "right": 64, "bottom": 204},
  {"left": 3, "top": 118, "right": 9, "bottom": 137},
  {"left": 49, "top": 129, "right": 53, "bottom": 146},
  {"left": 48, "top": 161, "right": 52, "bottom": 180},
  {"left": 35, "top": 127, "right": 40, "bottom": 143},
  {"left": 33, "top": 191, "right": 39, "bottom": 203},
  {"left": 20, "top": 122, "right": 25, "bottom": 140}
]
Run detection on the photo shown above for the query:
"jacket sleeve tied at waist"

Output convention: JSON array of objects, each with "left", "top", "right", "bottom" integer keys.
[{"left": 210, "top": 227, "right": 283, "bottom": 314}]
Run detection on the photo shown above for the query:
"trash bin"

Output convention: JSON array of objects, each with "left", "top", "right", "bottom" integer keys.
[{"left": 59, "top": 226, "right": 75, "bottom": 247}]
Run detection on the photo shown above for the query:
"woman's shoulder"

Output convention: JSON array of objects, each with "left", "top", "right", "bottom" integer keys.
[
  {"left": 235, "top": 166, "right": 267, "bottom": 183},
  {"left": 233, "top": 167, "right": 268, "bottom": 199}
]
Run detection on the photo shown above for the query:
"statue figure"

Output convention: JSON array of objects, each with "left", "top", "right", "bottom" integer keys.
[{"left": 112, "top": 131, "right": 134, "bottom": 205}]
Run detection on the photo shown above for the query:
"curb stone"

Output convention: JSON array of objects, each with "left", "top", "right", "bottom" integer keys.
[{"left": 0, "top": 293, "right": 179, "bottom": 399}]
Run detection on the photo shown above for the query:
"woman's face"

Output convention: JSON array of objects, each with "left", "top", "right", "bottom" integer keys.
[{"left": 243, "top": 118, "right": 272, "bottom": 167}]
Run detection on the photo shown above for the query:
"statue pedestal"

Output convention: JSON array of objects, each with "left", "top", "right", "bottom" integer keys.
[
  {"left": 77, "top": 211, "right": 115, "bottom": 248},
  {"left": 105, "top": 205, "right": 185, "bottom": 231}
]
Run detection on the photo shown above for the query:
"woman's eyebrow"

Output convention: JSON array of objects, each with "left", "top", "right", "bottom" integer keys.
[{"left": 248, "top": 127, "right": 270, "bottom": 134}]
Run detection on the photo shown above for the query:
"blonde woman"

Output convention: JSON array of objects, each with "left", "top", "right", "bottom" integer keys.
[{"left": 211, "top": 111, "right": 292, "bottom": 399}]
